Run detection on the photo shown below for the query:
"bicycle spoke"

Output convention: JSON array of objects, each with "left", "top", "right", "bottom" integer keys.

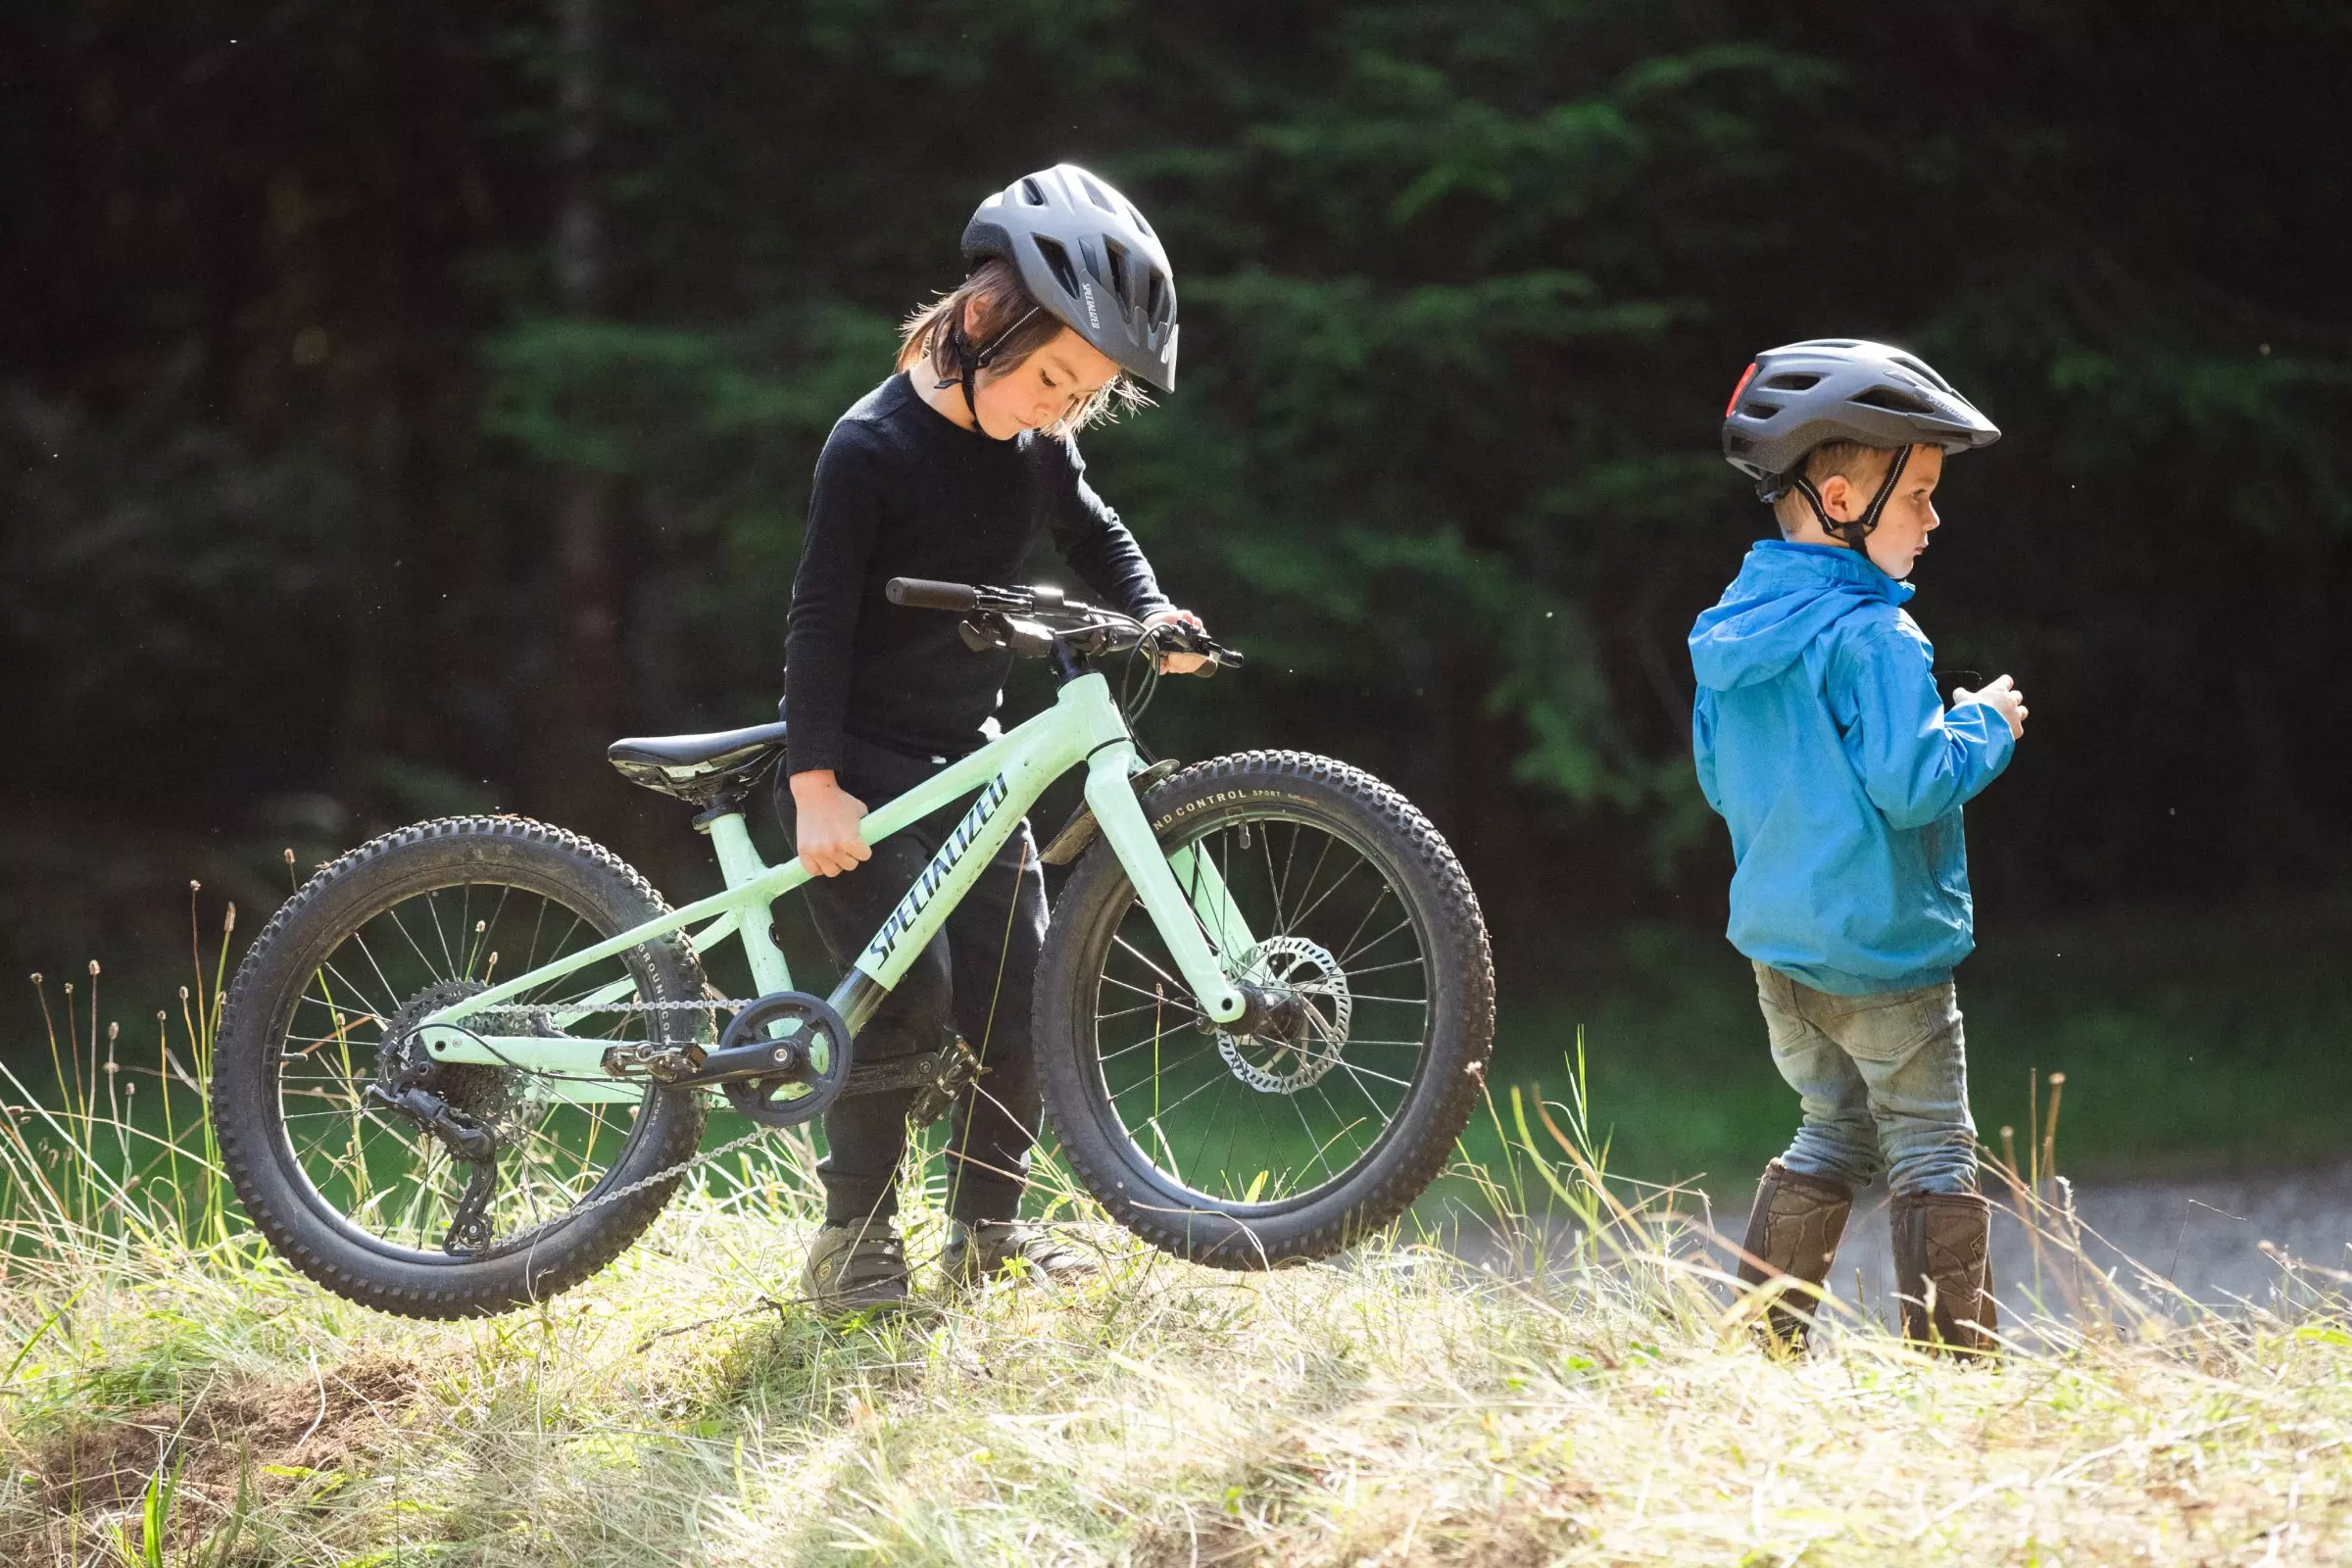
[
  {"left": 1099, "top": 970, "right": 1202, "bottom": 1016},
  {"left": 275, "top": 874, "right": 661, "bottom": 1257},
  {"left": 1287, "top": 1091, "right": 1341, "bottom": 1188},
  {"left": 1339, "top": 913, "right": 1416, "bottom": 969},
  {"left": 1284, "top": 857, "right": 1364, "bottom": 941},
  {"left": 1100, "top": 1032, "right": 1217, "bottom": 1067},
  {"left": 1277, "top": 834, "right": 1335, "bottom": 940},
  {"left": 1259, "top": 818, "right": 1289, "bottom": 933},
  {"left": 1332, "top": 885, "right": 1395, "bottom": 973},
  {"left": 1335, "top": 956, "right": 1429, "bottom": 982},
  {"left": 1111, "top": 933, "right": 1190, "bottom": 997}
]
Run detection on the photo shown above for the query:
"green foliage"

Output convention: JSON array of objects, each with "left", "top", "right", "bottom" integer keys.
[{"left": 8, "top": 0, "right": 2352, "bottom": 960}]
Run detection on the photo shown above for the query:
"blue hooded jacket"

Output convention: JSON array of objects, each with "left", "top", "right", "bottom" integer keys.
[{"left": 1689, "top": 541, "right": 2015, "bottom": 995}]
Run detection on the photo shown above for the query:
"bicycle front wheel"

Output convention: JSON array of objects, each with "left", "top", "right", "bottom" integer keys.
[{"left": 1035, "top": 751, "right": 1494, "bottom": 1267}]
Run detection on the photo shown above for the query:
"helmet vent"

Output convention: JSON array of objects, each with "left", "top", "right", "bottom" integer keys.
[
  {"left": 1102, "top": 239, "right": 1133, "bottom": 305},
  {"left": 1019, "top": 177, "right": 1047, "bottom": 206},
  {"left": 1761, "top": 372, "right": 1822, "bottom": 392},
  {"left": 1741, "top": 399, "right": 1784, "bottom": 418},
  {"left": 1128, "top": 204, "right": 1155, "bottom": 238},
  {"left": 1078, "top": 172, "right": 1117, "bottom": 213},
  {"left": 1033, "top": 235, "right": 1084, "bottom": 301},
  {"left": 1145, "top": 268, "right": 1166, "bottom": 319},
  {"left": 1850, "top": 384, "right": 1933, "bottom": 415},
  {"left": 1887, "top": 352, "right": 1952, "bottom": 390}
]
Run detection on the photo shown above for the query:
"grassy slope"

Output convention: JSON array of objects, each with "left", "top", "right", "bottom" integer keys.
[
  {"left": 6, "top": 893, "right": 2352, "bottom": 1563},
  {"left": 4, "top": 1128, "right": 2350, "bottom": 1566}
]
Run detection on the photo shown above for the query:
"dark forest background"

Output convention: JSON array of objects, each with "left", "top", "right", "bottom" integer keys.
[{"left": 6, "top": 2, "right": 2351, "bottom": 1149}]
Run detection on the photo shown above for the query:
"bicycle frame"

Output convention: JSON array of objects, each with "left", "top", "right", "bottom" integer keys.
[{"left": 412, "top": 670, "right": 1255, "bottom": 1106}]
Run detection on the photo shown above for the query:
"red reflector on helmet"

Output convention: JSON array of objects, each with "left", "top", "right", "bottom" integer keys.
[{"left": 1724, "top": 361, "right": 1760, "bottom": 417}]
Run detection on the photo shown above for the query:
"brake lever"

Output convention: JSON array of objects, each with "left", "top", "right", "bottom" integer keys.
[{"left": 1144, "top": 621, "right": 1245, "bottom": 677}]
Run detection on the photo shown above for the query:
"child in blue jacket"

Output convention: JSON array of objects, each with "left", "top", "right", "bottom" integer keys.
[{"left": 1693, "top": 339, "right": 2027, "bottom": 1354}]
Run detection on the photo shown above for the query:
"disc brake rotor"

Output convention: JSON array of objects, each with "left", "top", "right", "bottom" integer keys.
[{"left": 1217, "top": 935, "right": 1353, "bottom": 1094}]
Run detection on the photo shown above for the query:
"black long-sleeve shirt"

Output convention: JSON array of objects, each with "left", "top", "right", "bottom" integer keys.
[{"left": 783, "top": 373, "right": 1170, "bottom": 776}]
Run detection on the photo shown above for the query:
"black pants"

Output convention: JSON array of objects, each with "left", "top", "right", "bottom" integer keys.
[{"left": 774, "top": 736, "right": 1048, "bottom": 1227}]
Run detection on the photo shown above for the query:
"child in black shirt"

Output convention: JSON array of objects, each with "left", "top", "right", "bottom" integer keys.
[{"left": 781, "top": 165, "right": 1205, "bottom": 1312}]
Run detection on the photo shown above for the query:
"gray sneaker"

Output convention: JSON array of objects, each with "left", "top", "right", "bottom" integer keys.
[
  {"left": 800, "top": 1221, "right": 910, "bottom": 1314},
  {"left": 941, "top": 1220, "right": 1100, "bottom": 1291}
]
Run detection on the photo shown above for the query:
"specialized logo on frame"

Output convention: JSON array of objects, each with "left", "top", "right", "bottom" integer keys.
[{"left": 857, "top": 774, "right": 1013, "bottom": 977}]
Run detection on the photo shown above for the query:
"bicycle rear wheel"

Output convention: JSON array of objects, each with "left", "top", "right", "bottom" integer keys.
[
  {"left": 1034, "top": 752, "right": 1494, "bottom": 1267},
  {"left": 214, "top": 816, "right": 710, "bottom": 1318}
]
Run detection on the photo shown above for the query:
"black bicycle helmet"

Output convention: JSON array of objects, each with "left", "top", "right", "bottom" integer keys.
[
  {"left": 961, "top": 164, "right": 1179, "bottom": 393},
  {"left": 1722, "top": 339, "right": 1999, "bottom": 546}
]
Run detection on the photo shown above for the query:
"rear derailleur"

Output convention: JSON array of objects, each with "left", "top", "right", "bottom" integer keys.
[
  {"left": 366, "top": 1079, "right": 500, "bottom": 1256},
  {"left": 369, "top": 980, "right": 509, "bottom": 1256}
]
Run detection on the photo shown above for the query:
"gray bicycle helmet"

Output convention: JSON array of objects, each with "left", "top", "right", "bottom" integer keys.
[
  {"left": 961, "top": 164, "right": 1179, "bottom": 392},
  {"left": 1722, "top": 338, "right": 1999, "bottom": 545}
]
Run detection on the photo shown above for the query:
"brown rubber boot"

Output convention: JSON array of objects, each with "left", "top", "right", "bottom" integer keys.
[
  {"left": 1890, "top": 1190, "right": 1999, "bottom": 1358},
  {"left": 1736, "top": 1160, "right": 1853, "bottom": 1352}
]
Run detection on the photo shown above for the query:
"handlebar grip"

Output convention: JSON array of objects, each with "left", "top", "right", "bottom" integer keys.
[
  {"left": 885, "top": 578, "right": 978, "bottom": 612},
  {"left": 1149, "top": 621, "right": 1244, "bottom": 676}
]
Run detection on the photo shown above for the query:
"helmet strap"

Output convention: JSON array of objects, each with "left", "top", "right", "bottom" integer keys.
[
  {"left": 1793, "top": 443, "right": 1912, "bottom": 553},
  {"left": 936, "top": 305, "right": 1042, "bottom": 429}
]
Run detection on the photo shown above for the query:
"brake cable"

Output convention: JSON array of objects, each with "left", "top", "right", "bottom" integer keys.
[{"left": 1117, "top": 627, "right": 1165, "bottom": 728}]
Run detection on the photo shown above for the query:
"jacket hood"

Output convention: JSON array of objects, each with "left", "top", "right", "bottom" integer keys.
[{"left": 1689, "top": 541, "right": 1914, "bottom": 692}]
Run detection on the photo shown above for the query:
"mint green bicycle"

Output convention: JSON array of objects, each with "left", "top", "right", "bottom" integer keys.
[{"left": 214, "top": 580, "right": 1494, "bottom": 1318}]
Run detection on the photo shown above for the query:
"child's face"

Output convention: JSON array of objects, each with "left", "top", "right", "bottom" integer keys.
[
  {"left": 1859, "top": 445, "right": 1944, "bottom": 580},
  {"left": 971, "top": 327, "right": 1122, "bottom": 440}
]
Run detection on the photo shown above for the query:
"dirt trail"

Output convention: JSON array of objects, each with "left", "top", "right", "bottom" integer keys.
[
  {"left": 1825, "top": 1158, "right": 2352, "bottom": 1328},
  {"left": 1450, "top": 1159, "right": 2352, "bottom": 1327}
]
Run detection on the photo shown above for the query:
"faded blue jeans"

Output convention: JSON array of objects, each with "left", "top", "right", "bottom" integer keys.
[{"left": 1753, "top": 962, "right": 1979, "bottom": 1197}]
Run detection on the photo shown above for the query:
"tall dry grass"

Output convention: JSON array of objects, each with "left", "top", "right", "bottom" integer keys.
[{"left": 1, "top": 904, "right": 2347, "bottom": 1565}]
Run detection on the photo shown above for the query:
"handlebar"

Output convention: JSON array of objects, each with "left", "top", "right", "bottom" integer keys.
[
  {"left": 885, "top": 578, "right": 1066, "bottom": 614},
  {"left": 885, "top": 578, "right": 979, "bottom": 612},
  {"left": 882, "top": 576, "right": 1243, "bottom": 674}
]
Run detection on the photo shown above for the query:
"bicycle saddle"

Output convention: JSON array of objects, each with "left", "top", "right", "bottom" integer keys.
[{"left": 606, "top": 721, "right": 790, "bottom": 770}]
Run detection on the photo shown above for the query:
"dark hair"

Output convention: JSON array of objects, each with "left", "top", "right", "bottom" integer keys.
[{"left": 896, "top": 258, "right": 1145, "bottom": 435}]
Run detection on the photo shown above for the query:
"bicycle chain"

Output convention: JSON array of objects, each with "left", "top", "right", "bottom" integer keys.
[
  {"left": 450, "top": 997, "right": 976, "bottom": 1242},
  {"left": 544, "top": 1122, "right": 784, "bottom": 1229},
  {"left": 457, "top": 995, "right": 788, "bottom": 1244},
  {"left": 465, "top": 996, "right": 758, "bottom": 1021}
]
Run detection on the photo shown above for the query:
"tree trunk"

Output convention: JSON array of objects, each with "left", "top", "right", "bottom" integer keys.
[{"left": 535, "top": 0, "right": 627, "bottom": 838}]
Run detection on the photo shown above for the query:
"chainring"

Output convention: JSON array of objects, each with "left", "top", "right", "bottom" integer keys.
[
  {"left": 1217, "top": 936, "right": 1354, "bottom": 1094},
  {"left": 718, "top": 991, "right": 856, "bottom": 1128}
]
